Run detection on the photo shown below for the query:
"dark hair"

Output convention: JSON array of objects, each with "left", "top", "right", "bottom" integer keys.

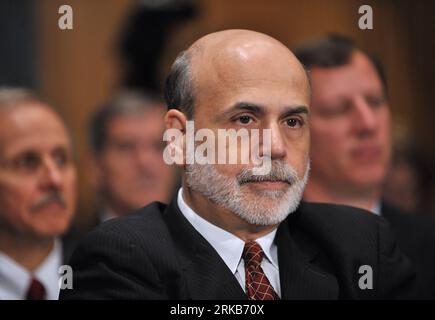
[
  {"left": 293, "top": 34, "right": 387, "bottom": 91},
  {"left": 164, "top": 50, "right": 195, "bottom": 119},
  {"left": 89, "top": 90, "right": 162, "bottom": 153}
]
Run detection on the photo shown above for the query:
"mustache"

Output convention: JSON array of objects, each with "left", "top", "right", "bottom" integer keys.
[
  {"left": 31, "top": 191, "right": 67, "bottom": 211},
  {"left": 237, "top": 161, "right": 298, "bottom": 185}
]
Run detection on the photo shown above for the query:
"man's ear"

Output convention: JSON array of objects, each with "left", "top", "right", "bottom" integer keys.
[
  {"left": 165, "top": 109, "right": 187, "bottom": 132},
  {"left": 164, "top": 109, "right": 188, "bottom": 167}
]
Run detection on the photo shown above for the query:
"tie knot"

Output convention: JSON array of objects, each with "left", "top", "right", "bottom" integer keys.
[
  {"left": 26, "top": 278, "right": 46, "bottom": 300},
  {"left": 243, "top": 241, "right": 264, "bottom": 269}
]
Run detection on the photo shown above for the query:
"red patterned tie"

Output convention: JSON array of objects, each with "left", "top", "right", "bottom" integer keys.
[
  {"left": 26, "top": 278, "right": 46, "bottom": 300},
  {"left": 243, "top": 241, "right": 280, "bottom": 300}
]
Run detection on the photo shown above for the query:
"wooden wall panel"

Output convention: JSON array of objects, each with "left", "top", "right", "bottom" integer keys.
[{"left": 35, "top": 0, "right": 435, "bottom": 229}]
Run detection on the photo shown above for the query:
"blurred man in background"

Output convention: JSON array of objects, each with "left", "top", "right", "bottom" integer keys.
[
  {"left": 383, "top": 150, "right": 423, "bottom": 213},
  {"left": 294, "top": 34, "right": 435, "bottom": 298},
  {"left": 0, "top": 88, "right": 77, "bottom": 299},
  {"left": 88, "top": 90, "right": 177, "bottom": 224}
]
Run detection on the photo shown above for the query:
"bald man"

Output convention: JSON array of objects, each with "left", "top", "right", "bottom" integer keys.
[
  {"left": 61, "top": 30, "right": 415, "bottom": 300},
  {"left": 0, "top": 88, "right": 77, "bottom": 299}
]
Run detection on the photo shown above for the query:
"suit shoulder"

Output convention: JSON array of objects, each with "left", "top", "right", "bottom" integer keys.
[
  {"left": 71, "top": 201, "right": 175, "bottom": 273},
  {"left": 294, "top": 202, "right": 386, "bottom": 257},
  {"left": 383, "top": 203, "right": 435, "bottom": 232},
  {"left": 89, "top": 201, "right": 169, "bottom": 243},
  {"left": 293, "top": 202, "right": 415, "bottom": 299},
  {"left": 64, "top": 202, "right": 174, "bottom": 299},
  {"left": 299, "top": 201, "right": 382, "bottom": 232},
  {"left": 382, "top": 204, "right": 435, "bottom": 249}
]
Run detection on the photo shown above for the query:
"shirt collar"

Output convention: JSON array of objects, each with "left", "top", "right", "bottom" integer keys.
[
  {"left": 177, "top": 188, "right": 278, "bottom": 274},
  {"left": 254, "top": 229, "right": 279, "bottom": 269},
  {"left": 0, "top": 252, "right": 31, "bottom": 299},
  {"left": 0, "top": 239, "right": 62, "bottom": 300},
  {"left": 100, "top": 206, "right": 119, "bottom": 222},
  {"left": 371, "top": 201, "right": 382, "bottom": 216},
  {"left": 34, "top": 239, "right": 63, "bottom": 300}
]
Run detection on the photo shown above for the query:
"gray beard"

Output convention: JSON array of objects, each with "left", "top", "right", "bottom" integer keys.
[{"left": 185, "top": 161, "right": 310, "bottom": 226}]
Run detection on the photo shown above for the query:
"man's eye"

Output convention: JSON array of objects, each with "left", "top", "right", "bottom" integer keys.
[
  {"left": 15, "top": 153, "right": 39, "bottom": 170},
  {"left": 286, "top": 118, "right": 302, "bottom": 128},
  {"left": 237, "top": 115, "right": 253, "bottom": 125},
  {"left": 53, "top": 150, "right": 69, "bottom": 167},
  {"left": 319, "top": 102, "right": 352, "bottom": 117},
  {"left": 366, "top": 95, "right": 385, "bottom": 109},
  {"left": 116, "top": 142, "right": 135, "bottom": 152},
  {"left": 154, "top": 141, "right": 166, "bottom": 152}
]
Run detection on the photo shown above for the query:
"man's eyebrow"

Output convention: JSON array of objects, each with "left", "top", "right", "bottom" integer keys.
[
  {"left": 280, "top": 105, "right": 309, "bottom": 119},
  {"left": 214, "top": 102, "right": 266, "bottom": 121},
  {"left": 215, "top": 102, "right": 309, "bottom": 122}
]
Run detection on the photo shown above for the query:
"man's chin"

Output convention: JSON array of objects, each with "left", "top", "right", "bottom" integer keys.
[
  {"left": 233, "top": 203, "right": 291, "bottom": 226},
  {"left": 31, "top": 227, "right": 67, "bottom": 240},
  {"left": 32, "top": 214, "right": 71, "bottom": 233},
  {"left": 350, "top": 173, "right": 386, "bottom": 191}
]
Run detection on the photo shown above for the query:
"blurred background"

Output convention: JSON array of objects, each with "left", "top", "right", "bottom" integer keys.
[{"left": 1, "top": 0, "right": 434, "bottom": 232}]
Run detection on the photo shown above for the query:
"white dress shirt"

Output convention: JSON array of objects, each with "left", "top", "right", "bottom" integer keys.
[
  {"left": 177, "top": 188, "right": 281, "bottom": 297},
  {"left": 99, "top": 207, "right": 119, "bottom": 223},
  {"left": 371, "top": 202, "right": 382, "bottom": 216},
  {"left": 0, "top": 239, "right": 63, "bottom": 300}
]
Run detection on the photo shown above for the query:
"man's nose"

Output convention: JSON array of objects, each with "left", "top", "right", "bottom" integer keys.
[
  {"left": 40, "top": 158, "right": 63, "bottom": 189},
  {"left": 268, "top": 124, "right": 287, "bottom": 160},
  {"left": 352, "top": 97, "right": 378, "bottom": 135},
  {"left": 135, "top": 145, "right": 156, "bottom": 169}
]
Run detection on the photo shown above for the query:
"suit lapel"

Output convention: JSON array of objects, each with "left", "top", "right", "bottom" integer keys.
[
  {"left": 162, "top": 197, "right": 247, "bottom": 300},
  {"left": 276, "top": 218, "right": 339, "bottom": 299},
  {"left": 163, "top": 196, "right": 338, "bottom": 299}
]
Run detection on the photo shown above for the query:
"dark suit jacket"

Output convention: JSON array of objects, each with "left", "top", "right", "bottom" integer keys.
[
  {"left": 382, "top": 202, "right": 435, "bottom": 299},
  {"left": 62, "top": 230, "right": 80, "bottom": 265},
  {"left": 60, "top": 198, "right": 415, "bottom": 300}
]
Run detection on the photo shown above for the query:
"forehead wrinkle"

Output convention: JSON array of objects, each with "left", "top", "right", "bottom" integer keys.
[
  {"left": 186, "top": 30, "right": 311, "bottom": 115},
  {"left": 0, "top": 106, "right": 72, "bottom": 159},
  {"left": 189, "top": 32, "right": 291, "bottom": 78}
]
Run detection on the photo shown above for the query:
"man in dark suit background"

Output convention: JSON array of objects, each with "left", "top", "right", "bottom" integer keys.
[
  {"left": 61, "top": 29, "right": 415, "bottom": 300},
  {"left": 0, "top": 88, "right": 77, "bottom": 299},
  {"left": 294, "top": 34, "right": 435, "bottom": 298}
]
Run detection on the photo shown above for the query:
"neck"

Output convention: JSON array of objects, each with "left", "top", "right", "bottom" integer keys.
[
  {"left": 0, "top": 231, "right": 54, "bottom": 272},
  {"left": 182, "top": 182, "right": 277, "bottom": 241},
  {"left": 103, "top": 196, "right": 132, "bottom": 218},
  {"left": 304, "top": 179, "right": 381, "bottom": 212}
]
